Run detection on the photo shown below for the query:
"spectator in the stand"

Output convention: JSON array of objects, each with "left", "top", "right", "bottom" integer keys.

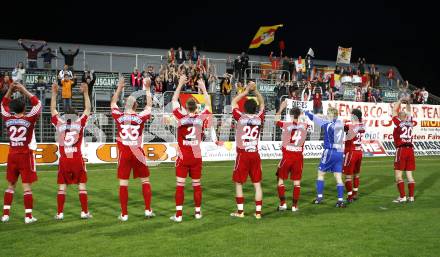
[
  {"left": 61, "top": 73, "right": 76, "bottom": 112},
  {"left": 421, "top": 87, "right": 429, "bottom": 104},
  {"left": 58, "top": 64, "right": 73, "bottom": 80},
  {"left": 226, "top": 56, "right": 234, "bottom": 75},
  {"left": 207, "top": 72, "right": 218, "bottom": 94},
  {"left": 82, "top": 70, "right": 96, "bottom": 104},
  {"left": 143, "top": 66, "right": 157, "bottom": 91},
  {"left": 274, "top": 82, "right": 287, "bottom": 111},
  {"left": 240, "top": 52, "right": 250, "bottom": 79},
  {"left": 312, "top": 88, "right": 323, "bottom": 114},
  {"left": 18, "top": 39, "right": 47, "bottom": 69},
  {"left": 398, "top": 80, "right": 410, "bottom": 100},
  {"left": 131, "top": 67, "right": 142, "bottom": 91},
  {"left": 305, "top": 55, "right": 313, "bottom": 81},
  {"left": 167, "top": 47, "right": 175, "bottom": 64},
  {"left": 236, "top": 81, "right": 245, "bottom": 94},
  {"left": 301, "top": 83, "right": 312, "bottom": 101},
  {"left": 365, "top": 87, "right": 376, "bottom": 103},
  {"left": 386, "top": 68, "right": 395, "bottom": 88},
  {"left": 288, "top": 57, "right": 295, "bottom": 81},
  {"left": 0, "top": 74, "right": 13, "bottom": 101},
  {"left": 355, "top": 86, "right": 363, "bottom": 102},
  {"left": 175, "top": 47, "right": 186, "bottom": 64},
  {"left": 325, "top": 86, "right": 335, "bottom": 101},
  {"left": 296, "top": 56, "right": 304, "bottom": 81},
  {"left": 281, "top": 56, "right": 290, "bottom": 81},
  {"left": 269, "top": 51, "right": 281, "bottom": 71},
  {"left": 188, "top": 46, "right": 200, "bottom": 63},
  {"left": 12, "top": 62, "right": 26, "bottom": 83},
  {"left": 358, "top": 58, "right": 366, "bottom": 75},
  {"left": 373, "top": 88, "right": 382, "bottom": 102},
  {"left": 59, "top": 46, "right": 80, "bottom": 69},
  {"left": 33, "top": 76, "right": 48, "bottom": 106},
  {"left": 234, "top": 56, "right": 242, "bottom": 80},
  {"left": 41, "top": 48, "right": 57, "bottom": 69},
  {"left": 218, "top": 74, "right": 232, "bottom": 113}
]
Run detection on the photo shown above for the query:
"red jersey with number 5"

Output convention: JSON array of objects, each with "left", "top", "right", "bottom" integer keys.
[
  {"left": 233, "top": 108, "right": 265, "bottom": 153},
  {"left": 392, "top": 116, "right": 414, "bottom": 148},
  {"left": 111, "top": 107, "right": 150, "bottom": 152},
  {"left": 276, "top": 121, "right": 308, "bottom": 156},
  {"left": 51, "top": 114, "right": 88, "bottom": 158},
  {"left": 344, "top": 123, "right": 366, "bottom": 152},
  {"left": 173, "top": 108, "right": 210, "bottom": 159},
  {"left": 1, "top": 96, "right": 41, "bottom": 154}
]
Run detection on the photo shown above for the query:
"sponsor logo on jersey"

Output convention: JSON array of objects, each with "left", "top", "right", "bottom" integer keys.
[{"left": 6, "top": 119, "right": 31, "bottom": 128}]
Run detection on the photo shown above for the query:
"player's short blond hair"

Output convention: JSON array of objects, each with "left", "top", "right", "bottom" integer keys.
[{"left": 327, "top": 107, "right": 338, "bottom": 118}]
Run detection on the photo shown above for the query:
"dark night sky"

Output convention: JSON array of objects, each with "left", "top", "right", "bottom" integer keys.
[{"left": 2, "top": 0, "right": 438, "bottom": 95}]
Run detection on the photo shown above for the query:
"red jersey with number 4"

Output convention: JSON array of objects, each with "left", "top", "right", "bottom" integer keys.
[
  {"left": 233, "top": 108, "right": 265, "bottom": 153},
  {"left": 51, "top": 114, "right": 88, "bottom": 158},
  {"left": 1, "top": 96, "right": 41, "bottom": 154},
  {"left": 173, "top": 108, "right": 211, "bottom": 159},
  {"left": 276, "top": 120, "right": 308, "bottom": 156},
  {"left": 111, "top": 107, "right": 150, "bottom": 152},
  {"left": 392, "top": 116, "right": 414, "bottom": 148},
  {"left": 344, "top": 123, "right": 366, "bottom": 152}
]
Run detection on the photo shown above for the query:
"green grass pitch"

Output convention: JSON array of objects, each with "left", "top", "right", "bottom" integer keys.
[{"left": 0, "top": 156, "right": 439, "bottom": 257}]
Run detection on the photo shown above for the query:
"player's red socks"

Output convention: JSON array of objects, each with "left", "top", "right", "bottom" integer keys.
[
  {"left": 3, "top": 189, "right": 14, "bottom": 216},
  {"left": 293, "top": 186, "right": 301, "bottom": 207},
  {"left": 345, "top": 179, "right": 353, "bottom": 200},
  {"left": 235, "top": 197, "right": 244, "bottom": 214},
  {"left": 192, "top": 182, "right": 202, "bottom": 213},
  {"left": 23, "top": 190, "right": 33, "bottom": 218},
  {"left": 79, "top": 190, "right": 88, "bottom": 213},
  {"left": 277, "top": 184, "right": 286, "bottom": 206},
  {"left": 142, "top": 182, "right": 152, "bottom": 211},
  {"left": 119, "top": 185, "right": 128, "bottom": 216},
  {"left": 57, "top": 190, "right": 66, "bottom": 214},
  {"left": 408, "top": 181, "right": 415, "bottom": 198},
  {"left": 255, "top": 200, "right": 262, "bottom": 215},
  {"left": 353, "top": 176, "right": 360, "bottom": 197},
  {"left": 396, "top": 180, "right": 406, "bottom": 198},
  {"left": 175, "top": 184, "right": 184, "bottom": 217}
]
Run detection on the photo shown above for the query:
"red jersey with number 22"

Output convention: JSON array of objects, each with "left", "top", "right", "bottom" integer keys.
[{"left": 233, "top": 108, "right": 265, "bottom": 153}]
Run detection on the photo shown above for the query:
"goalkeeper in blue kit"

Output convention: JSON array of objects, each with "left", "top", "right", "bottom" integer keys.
[{"left": 305, "top": 107, "right": 346, "bottom": 208}]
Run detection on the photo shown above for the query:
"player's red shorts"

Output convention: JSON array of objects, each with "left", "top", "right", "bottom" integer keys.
[
  {"left": 276, "top": 153, "right": 303, "bottom": 181},
  {"left": 394, "top": 146, "right": 415, "bottom": 171},
  {"left": 58, "top": 156, "right": 87, "bottom": 184},
  {"left": 6, "top": 152, "right": 37, "bottom": 184},
  {"left": 233, "top": 152, "right": 262, "bottom": 183},
  {"left": 117, "top": 149, "right": 150, "bottom": 180},
  {"left": 175, "top": 157, "right": 202, "bottom": 179},
  {"left": 343, "top": 150, "right": 363, "bottom": 175}
]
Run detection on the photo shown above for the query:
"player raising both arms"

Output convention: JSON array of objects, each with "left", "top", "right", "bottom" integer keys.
[
  {"left": 51, "top": 82, "right": 92, "bottom": 220},
  {"left": 392, "top": 99, "right": 416, "bottom": 203},
  {"left": 343, "top": 109, "right": 366, "bottom": 202},
  {"left": 1, "top": 83, "right": 42, "bottom": 223},
  {"left": 169, "top": 75, "right": 212, "bottom": 223},
  {"left": 305, "top": 107, "right": 346, "bottom": 208},
  {"left": 230, "top": 81, "right": 265, "bottom": 219},
  {"left": 111, "top": 77, "right": 154, "bottom": 221},
  {"left": 274, "top": 101, "right": 308, "bottom": 212}
]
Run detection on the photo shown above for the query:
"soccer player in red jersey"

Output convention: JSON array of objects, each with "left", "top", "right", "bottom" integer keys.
[
  {"left": 1, "top": 83, "right": 42, "bottom": 224},
  {"left": 111, "top": 77, "right": 154, "bottom": 221},
  {"left": 391, "top": 99, "right": 416, "bottom": 203},
  {"left": 169, "top": 75, "right": 212, "bottom": 223},
  {"left": 51, "top": 82, "right": 92, "bottom": 220},
  {"left": 343, "top": 109, "right": 366, "bottom": 202},
  {"left": 230, "top": 82, "right": 265, "bottom": 219},
  {"left": 274, "top": 100, "right": 308, "bottom": 212}
]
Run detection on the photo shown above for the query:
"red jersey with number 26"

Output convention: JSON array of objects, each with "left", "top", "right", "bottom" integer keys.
[
  {"left": 112, "top": 107, "right": 150, "bottom": 152},
  {"left": 51, "top": 114, "right": 88, "bottom": 158},
  {"left": 173, "top": 108, "right": 211, "bottom": 160},
  {"left": 276, "top": 121, "right": 308, "bottom": 156},
  {"left": 392, "top": 116, "right": 414, "bottom": 148},
  {"left": 1, "top": 96, "right": 41, "bottom": 154},
  {"left": 233, "top": 108, "right": 265, "bottom": 153}
]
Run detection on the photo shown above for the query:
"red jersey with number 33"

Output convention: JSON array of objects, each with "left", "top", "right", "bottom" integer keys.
[
  {"left": 112, "top": 107, "right": 150, "bottom": 152},
  {"left": 392, "top": 116, "right": 414, "bottom": 148},
  {"left": 51, "top": 114, "right": 88, "bottom": 158},
  {"left": 173, "top": 108, "right": 210, "bottom": 159},
  {"left": 1, "top": 96, "right": 41, "bottom": 154},
  {"left": 233, "top": 108, "right": 265, "bottom": 153},
  {"left": 276, "top": 121, "right": 308, "bottom": 156}
]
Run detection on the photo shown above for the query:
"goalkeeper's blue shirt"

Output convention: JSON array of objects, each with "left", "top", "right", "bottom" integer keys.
[{"left": 305, "top": 111, "right": 344, "bottom": 150}]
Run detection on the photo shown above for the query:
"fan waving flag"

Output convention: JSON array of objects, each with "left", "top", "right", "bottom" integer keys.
[{"left": 249, "top": 24, "right": 283, "bottom": 49}]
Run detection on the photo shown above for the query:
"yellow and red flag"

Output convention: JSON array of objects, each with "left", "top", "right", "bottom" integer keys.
[{"left": 249, "top": 24, "right": 283, "bottom": 49}]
